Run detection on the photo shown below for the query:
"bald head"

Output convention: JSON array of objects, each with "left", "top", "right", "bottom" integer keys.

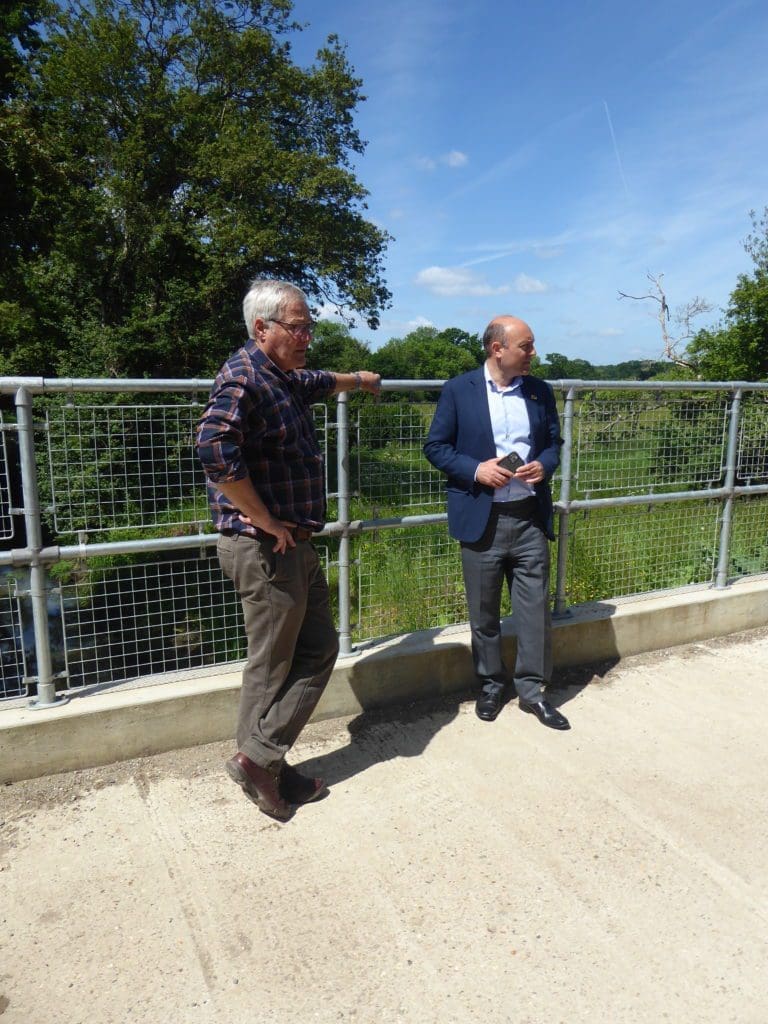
[
  {"left": 483, "top": 315, "right": 536, "bottom": 384},
  {"left": 482, "top": 316, "right": 533, "bottom": 355}
]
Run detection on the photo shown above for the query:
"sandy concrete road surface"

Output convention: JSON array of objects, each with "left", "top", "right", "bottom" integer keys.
[{"left": 2, "top": 627, "right": 768, "bottom": 1024}]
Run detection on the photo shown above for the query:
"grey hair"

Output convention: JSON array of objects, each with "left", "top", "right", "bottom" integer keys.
[
  {"left": 242, "top": 279, "right": 308, "bottom": 338},
  {"left": 482, "top": 320, "right": 509, "bottom": 355}
]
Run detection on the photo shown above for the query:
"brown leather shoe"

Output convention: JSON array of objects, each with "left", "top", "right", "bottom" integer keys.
[
  {"left": 280, "top": 763, "right": 327, "bottom": 805},
  {"left": 225, "top": 753, "right": 292, "bottom": 821}
]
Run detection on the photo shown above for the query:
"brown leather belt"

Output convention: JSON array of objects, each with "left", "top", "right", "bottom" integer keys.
[
  {"left": 288, "top": 526, "right": 314, "bottom": 542},
  {"left": 252, "top": 526, "right": 314, "bottom": 542}
]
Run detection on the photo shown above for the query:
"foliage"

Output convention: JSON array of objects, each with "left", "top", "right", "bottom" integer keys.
[
  {"left": 686, "top": 271, "right": 768, "bottom": 381},
  {"left": 369, "top": 326, "right": 481, "bottom": 381},
  {"left": 0, "top": 0, "right": 391, "bottom": 378},
  {"left": 0, "top": 0, "right": 49, "bottom": 99},
  {"left": 305, "top": 320, "right": 373, "bottom": 373},
  {"left": 564, "top": 502, "right": 720, "bottom": 605},
  {"left": 537, "top": 352, "right": 667, "bottom": 381},
  {"left": 686, "top": 208, "right": 768, "bottom": 381}
]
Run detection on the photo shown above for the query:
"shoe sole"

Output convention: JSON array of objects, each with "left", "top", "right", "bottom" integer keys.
[
  {"left": 225, "top": 760, "right": 292, "bottom": 821},
  {"left": 475, "top": 709, "right": 500, "bottom": 721}
]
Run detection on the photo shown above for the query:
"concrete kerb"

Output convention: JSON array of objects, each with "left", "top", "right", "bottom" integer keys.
[{"left": 2, "top": 577, "right": 767, "bottom": 784}]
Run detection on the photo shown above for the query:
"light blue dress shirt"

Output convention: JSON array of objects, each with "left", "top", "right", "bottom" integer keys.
[{"left": 483, "top": 364, "right": 534, "bottom": 502}]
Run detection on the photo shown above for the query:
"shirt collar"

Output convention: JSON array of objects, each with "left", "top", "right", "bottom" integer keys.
[{"left": 245, "top": 339, "right": 293, "bottom": 383}]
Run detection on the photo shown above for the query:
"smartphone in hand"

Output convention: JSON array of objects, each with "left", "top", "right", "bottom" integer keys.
[{"left": 498, "top": 451, "right": 525, "bottom": 473}]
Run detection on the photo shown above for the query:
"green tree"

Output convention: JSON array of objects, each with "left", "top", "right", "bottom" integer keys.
[
  {"left": 305, "top": 320, "right": 372, "bottom": 373},
  {"left": 686, "top": 209, "right": 768, "bottom": 381},
  {"left": 0, "top": 0, "right": 48, "bottom": 98},
  {"left": 0, "top": 0, "right": 391, "bottom": 378},
  {"left": 370, "top": 326, "right": 480, "bottom": 381},
  {"left": 687, "top": 278, "right": 768, "bottom": 381},
  {"left": 538, "top": 352, "right": 596, "bottom": 379}
]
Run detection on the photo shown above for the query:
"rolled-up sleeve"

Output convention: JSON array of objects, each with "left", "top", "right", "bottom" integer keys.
[{"left": 196, "top": 376, "right": 253, "bottom": 484}]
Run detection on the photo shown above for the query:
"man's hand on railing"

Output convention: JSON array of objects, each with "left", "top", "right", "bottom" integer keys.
[{"left": 332, "top": 371, "right": 381, "bottom": 396}]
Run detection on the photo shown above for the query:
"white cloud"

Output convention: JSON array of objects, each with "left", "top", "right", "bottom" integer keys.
[
  {"left": 445, "top": 150, "right": 468, "bottom": 167},
  {"left": 415, "top": 150, "right": 469, "bottom": 171},
  {"left": 415, "top": 265, "right": 510, "bottom": 297},
  {"left": 513, "top": 273, "right": 548, "bottom": 294}
]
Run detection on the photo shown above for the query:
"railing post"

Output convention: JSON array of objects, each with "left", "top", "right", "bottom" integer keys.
[
  {"left": 336, "top": 391, "right": 352, "bottom": 655},
  {"left": 554, "top": 386, "right": 576, "bottom": 616},
  {"left": 714, "top": 387, "right": 743, "bottom": 589},
  {"left": 15, "top": 386, "right": 60, "bottom": 707}
]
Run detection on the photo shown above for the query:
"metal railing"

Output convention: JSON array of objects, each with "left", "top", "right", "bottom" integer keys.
[{"left": 1, "top": 377, "right": 767, "bottom": 707}]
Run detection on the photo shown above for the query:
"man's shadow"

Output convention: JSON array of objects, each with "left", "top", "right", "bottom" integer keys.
[
  {"left": 295, "top": 619, "right": 621, "bottom": 787},
  {"left": 522, "top": 656, "right": 619, "bottom": 710},
  {"left": 296, "top": 690, "right": 465, "bottom": 789},
  {"left": 295, "top": 623, "right": 474, "bottom": 787}
]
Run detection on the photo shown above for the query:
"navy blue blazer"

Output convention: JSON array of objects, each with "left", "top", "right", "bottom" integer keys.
[{"left": 424, "top": 368, "right": 562, "bottom": 543}]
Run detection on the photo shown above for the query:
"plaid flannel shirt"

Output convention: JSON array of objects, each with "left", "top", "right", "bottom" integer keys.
[{"left": 196, "top": 341, "right": 335, "bottom": 535}]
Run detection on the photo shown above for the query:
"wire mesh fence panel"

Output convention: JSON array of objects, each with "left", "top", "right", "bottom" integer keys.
[
  {"left": 564, "top": 500, "right": 720, "bottom": 604},
  {"left": 312, "top": 402, "right": 331, "bottom": 492},
  {"left": 0, "top": 413, "right": 15, "bottom": 540},
  {"left": 44, "top": 402, "right": 210, "bottom": 536},
  {"left": 737, "top": 395, "right": 768, "bottom": 484},
  {"left": 729, "top": 495, "right": 768, "bottom": 580},
  {"left": 353, "top": 525, "right": 467, "bottom": 642},
  {"left": 57, "top": 552, "right": 245, "bottom": 689},
  {"left": 353, "top": 401, "right": 444, "bottom": 517},
  {"left": 0, "top": 575, "right": 27, "bottom": 699},
  {"left": 572, "top": 392, "right": 729, "bottom": 497},
  {"left": 3, "top": 380, "right": 768, "bottom": 703},
  {"left": 56, "top": 543, "right": 336, "bottom": 692}
]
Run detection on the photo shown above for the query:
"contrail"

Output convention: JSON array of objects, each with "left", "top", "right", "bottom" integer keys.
[{"left": 603, "top": 100, "right": 631, "bottom": 200}]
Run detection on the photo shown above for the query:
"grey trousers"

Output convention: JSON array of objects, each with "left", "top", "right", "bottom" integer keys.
[
  {"left": 460, "top": 508, "right": 552, "bottom": 704},
  {"left": 217, "top": 533, "right": 339, "bottom": 770}
]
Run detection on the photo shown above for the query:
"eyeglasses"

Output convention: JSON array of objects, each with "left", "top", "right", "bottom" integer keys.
[{"left": 269, "top": 318, "right": 315, "bottom": 339}]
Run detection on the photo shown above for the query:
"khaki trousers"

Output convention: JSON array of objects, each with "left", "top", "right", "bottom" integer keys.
[{"left": 217, "top": 533, "right": 339, "bottom": 770}]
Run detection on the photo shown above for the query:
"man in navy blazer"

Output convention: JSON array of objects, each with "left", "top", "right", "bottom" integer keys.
[{"left": 424, "top": 315, "right": 569, "bottom": 729}]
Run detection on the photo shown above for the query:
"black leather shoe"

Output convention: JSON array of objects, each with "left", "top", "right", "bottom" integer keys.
[
  {"left": 519, "top": 698, "right": 570, "bottom": 730},
  {"left": 476, "top": 688, "right": 503, "bottom": 721}
]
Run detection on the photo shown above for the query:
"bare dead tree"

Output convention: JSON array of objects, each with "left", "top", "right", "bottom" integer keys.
[{"left": 618, "top": 272, "right": 712, "bottom": 370}]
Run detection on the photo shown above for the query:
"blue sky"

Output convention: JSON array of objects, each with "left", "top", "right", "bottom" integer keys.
[{"left": 288, "top": 0, "right": 768, "bottom": 364}]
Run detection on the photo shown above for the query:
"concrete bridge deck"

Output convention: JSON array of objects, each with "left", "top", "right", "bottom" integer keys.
[{"left": 2, "top": 626, "right": 768, "bottom": 1024}]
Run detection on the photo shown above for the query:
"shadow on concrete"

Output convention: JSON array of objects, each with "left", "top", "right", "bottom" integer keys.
[
  {"left": 295, "top": 690, "right": 466, "bottom": 788},
  {"left": 546, "top": 656, "right": 621, "bottom": 706},
  {"left": 483, "top": 655, "right": 621, "bottom": 717},
  {"left": 298, "top": 654, "right": 621, "bottom": 788}
]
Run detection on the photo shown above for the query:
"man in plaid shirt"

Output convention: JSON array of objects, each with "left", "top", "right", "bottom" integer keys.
[{"left": 197, "top": 279, "right": 380, "bottom": 821}]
